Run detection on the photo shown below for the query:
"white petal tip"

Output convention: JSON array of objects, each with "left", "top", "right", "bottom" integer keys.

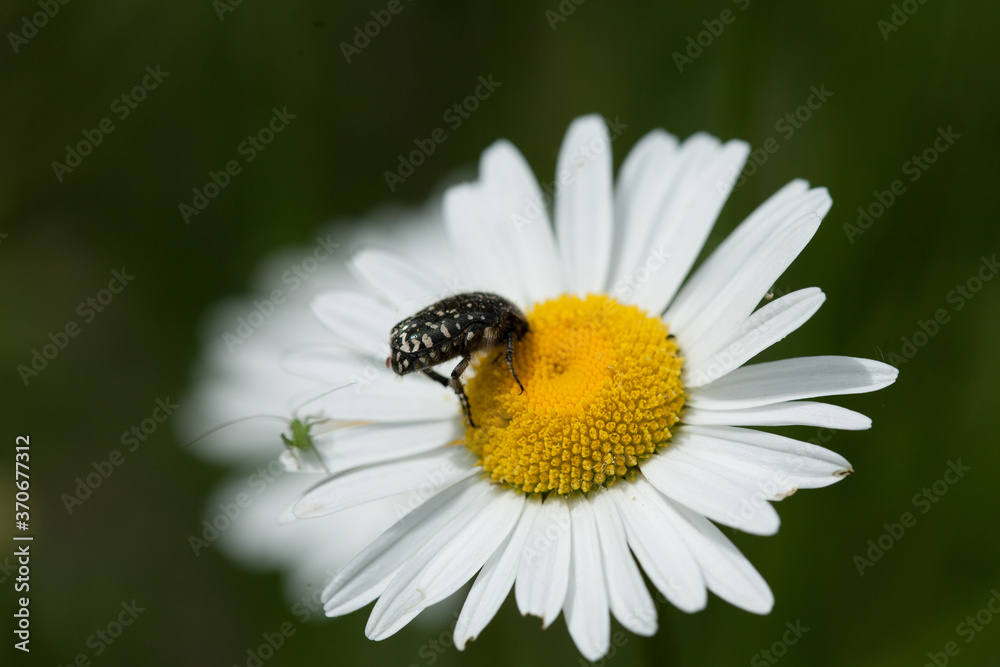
[
  {"left": 578, "top": 645, "right": 611, "bottom": 663},
  {"left": 742, "top": 600, "right": 775, "bottom": 616},
  {"left": 324, "top": 602, "right": 349, "bottom": 617},
  {"left": 635, "top": 623, "right": 658, "bottom": 637},
  {"left": 276, "top": 504, "right": 298, "bottom": 525},
  {"left": 774, "top": 487, "right": 799, "bottom": 500},
  {"left": 520, "top": 609, "right": 559, "bottom": 630},
  {"left": 291, "top": 500, "right": 327, "bottom": 519},
  {"left": 738, "top": 517, "right": 781, "bottom": 537},
  {"left": 674, "top": 597, "right": 709, "bottom": 614},
  {"left": 567, "top": 113, "right": 608, "bottom": 133}
]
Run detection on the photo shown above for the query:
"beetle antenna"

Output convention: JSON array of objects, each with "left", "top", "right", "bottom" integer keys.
[
  {"left": 290, "top": 382, "right": 355, "bottom": 416},
  {"left": 183, "top": 414, "right": 290, "bottom": 450}
]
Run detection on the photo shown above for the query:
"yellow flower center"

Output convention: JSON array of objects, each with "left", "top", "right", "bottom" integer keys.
[{"left": 464, "top": 294, "right": 684, "bottom": 495}]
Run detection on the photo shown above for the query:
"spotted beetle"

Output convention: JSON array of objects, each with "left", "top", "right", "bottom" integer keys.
[{"left": 386, "top": 292, "right": 528, "bottom": 427}]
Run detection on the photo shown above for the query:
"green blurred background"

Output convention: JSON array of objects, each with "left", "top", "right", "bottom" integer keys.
[{"left": 2, "top": 0, "right": 999, "bottom": 665}]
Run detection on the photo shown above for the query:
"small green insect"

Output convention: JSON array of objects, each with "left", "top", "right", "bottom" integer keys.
[
  {"left": 279, "top": 416, "right": 330, "bottom": 472},
  {"left": 184, "top": 384, "right": 353, "bottom": 473}
]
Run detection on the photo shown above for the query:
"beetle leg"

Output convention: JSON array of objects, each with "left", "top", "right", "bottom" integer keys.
[
  {"left": 421, "top": 369, "right": 450, "bottom": 387},
  {"left": 506, "top": 331, "right": 525, "bottom": 394},
  {"left": 425, "top": 366, "right": 475, "bottom": 427},
  {"left": 449, "top": 355, "right": 476, "bottom": 427}
]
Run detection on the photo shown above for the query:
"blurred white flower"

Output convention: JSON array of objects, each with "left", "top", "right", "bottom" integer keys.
[{"left": 177, "top": 197, "right": 457, "bottom": 604}]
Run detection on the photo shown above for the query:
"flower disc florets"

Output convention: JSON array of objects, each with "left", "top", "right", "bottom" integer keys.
[{"left": 464, "top": 295, "right": 685, "bottom": 495}]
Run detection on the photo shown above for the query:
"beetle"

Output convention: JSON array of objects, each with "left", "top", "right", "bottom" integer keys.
[{"left": 386, "top": 292, "right": 529, "bottom": 427}]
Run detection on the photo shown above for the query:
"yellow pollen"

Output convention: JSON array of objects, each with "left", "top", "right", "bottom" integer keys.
[{"left": 464, "top": 294, "right": 685, "bottom": 495}]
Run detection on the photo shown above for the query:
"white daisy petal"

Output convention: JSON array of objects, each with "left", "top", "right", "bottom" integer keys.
[
  {"left": 481, "top": 140, "right": 565, "bottom": 302},
  {"left": 311, "top": 291, "right": 396, "bottom": 358},
  {"left": 662, "top": 430, "right": 850, "bottom": 497},
  {"left": 366, "top": 485, "right": 525, "bottom": 640},
  {"left": 684, "top": 287, "right": 827, "bottom": 385},
  {"left": 563, "top": 498, "right": 610, "bottom": 661},
  {"left": 283, "top": 346, "right": 455, "bottom": 421},
  {"left": 444, "top": 183, "right": 526, "bottom": 303},
  {"left": 305, "top": 381, "right": 457, "bottom": 423},
  {"left": 609, "top": 479, "right": 707, "bottom": 612},
  {"left": 555, "top": 114, "right": 614, "bottom": 294},
  {"left": 282, "top": 345, "right": 384, "bottom": 385},
  {"left": 611, "top": 132, "right": 714, "bottom": 296},
  {"left": 629, "top": 137, "right": 751, "bottom": 314},
  {"left": 348, "top": 248, "right": 447, "bottom": 314},
  {"left": 661, "top": 497, "right": 774, "bottom": 614},
  {"left": 611, "top": 129, "right": 679, "bottom": 284},
  {"left": 640, "top": 444, "right": 782, "bottom": 535},
  {"left": 670, "top": 211, "right": 822, "bottom": 357},
  {"left": 589, "top": 491, "right": 657, "bottom": 636},
  {"left": 664, "top": 181, "right": 825, "bottom": 331},
  {"left": 293, "top": 447, "right": 477, "bottom": 518},
  {"left": 688, "top": 356, "right": 900, "bottom": 410},
  {"left": 515, "top": 495, "right": 572, "bottom": 628},
  {"left": 323, "top": 476, "right": 487, "bottom": 616},
  {"left": 454, "top": 495, "right": 543, "bottom": 650},
  {"left": 683, "top": 401, "right": 872, "bottom": 430},
  {"left": 686, "top": 424, "right": 854, "bottom": 482},
  {"left": 314, "top": 420, "right": 462, "bottom": 474}
]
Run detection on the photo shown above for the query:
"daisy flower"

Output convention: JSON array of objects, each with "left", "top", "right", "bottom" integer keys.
[{"left": 284, "top": 114, "right": 898, "bottom": 660}]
